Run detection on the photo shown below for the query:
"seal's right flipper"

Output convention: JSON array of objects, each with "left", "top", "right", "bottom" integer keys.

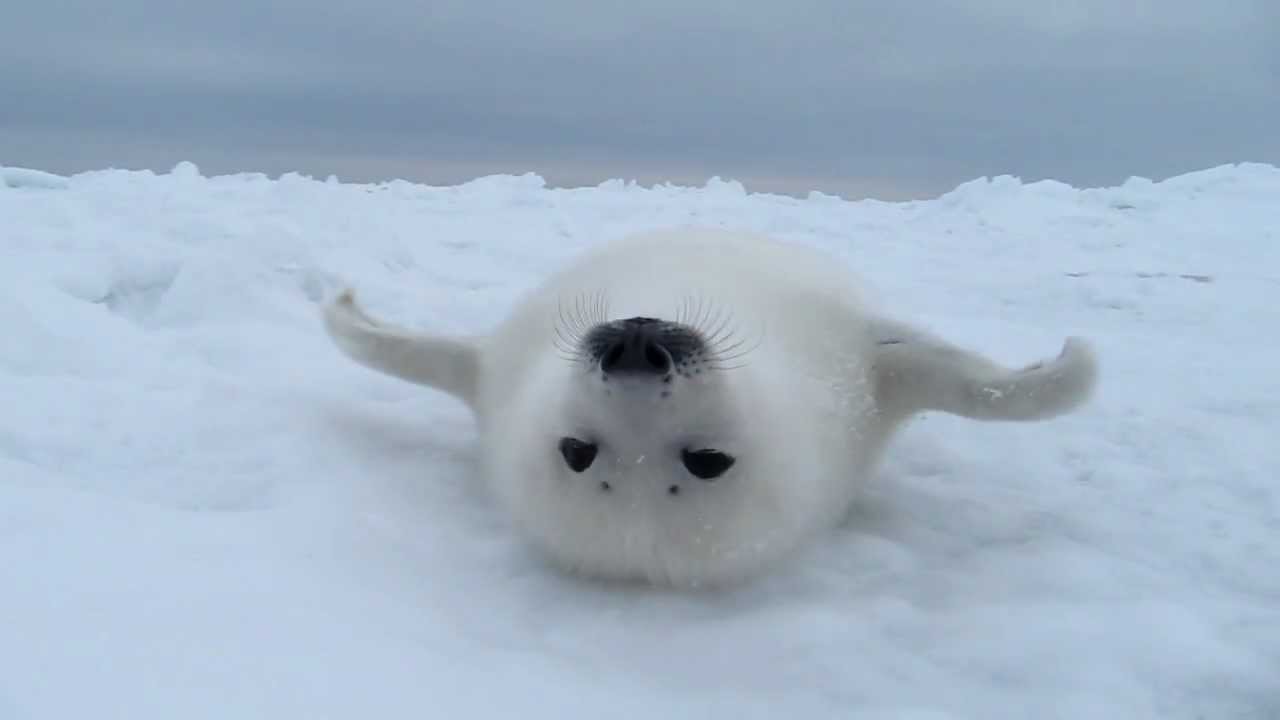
[
  {"left": 869, "top": 317, "right": 1098, "bottom": 425},
  {"left": 323, "top": 289, "right": 480, "bottom": 409}
]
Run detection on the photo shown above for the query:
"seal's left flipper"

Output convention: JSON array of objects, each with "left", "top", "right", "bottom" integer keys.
[
  {"left": 869, "top": 316, "right": 1098, "bottom": 425},
  {"left": 322, "top": 289, "right": 480, "bottom": 409}
]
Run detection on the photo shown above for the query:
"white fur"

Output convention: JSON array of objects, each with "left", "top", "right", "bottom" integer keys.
[{"left": 322, "top": 227, "right": 1099, "bottom": 589}]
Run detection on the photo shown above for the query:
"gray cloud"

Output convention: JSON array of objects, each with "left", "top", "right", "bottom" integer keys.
[{"left": 2, "top": 1, "right": 1276, "bottom": 198}]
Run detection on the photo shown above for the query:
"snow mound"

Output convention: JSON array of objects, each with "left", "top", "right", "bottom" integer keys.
[
  {"left": 1, "top": 166, "right": 69, "bottom": 190},
  {"left": 1, "top": 162, "right": 1277, "bottom": 719}
]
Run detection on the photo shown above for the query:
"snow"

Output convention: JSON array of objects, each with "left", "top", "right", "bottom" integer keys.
[
  {"left": 2, "top": 160, "right": 1278, "bottom": 719},
  {"left": 1, "top": 167, "right": 69, "bottom": 190}
]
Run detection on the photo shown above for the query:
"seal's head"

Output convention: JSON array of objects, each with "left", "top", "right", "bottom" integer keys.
[
  {"left": 483, "top": 305, "right": 830, "bottom": 589},
  {"left": 560, "top": 315, "right": 741, "bottom": 498}
]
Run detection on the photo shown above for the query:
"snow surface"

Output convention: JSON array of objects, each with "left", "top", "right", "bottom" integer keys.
[
  {"left": 1, "top": 167, "right": 68, "bottom": 191},
  {"left": 2, "top": 160, "right": 1277, "bottom": 719}
]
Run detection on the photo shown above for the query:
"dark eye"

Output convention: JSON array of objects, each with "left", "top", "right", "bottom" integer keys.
[
  {"left": 681, "top": 449, "right": 735, "bottom": 480},
  {"left": 559, "top": 437, "right": 598, "bottom": 472}
]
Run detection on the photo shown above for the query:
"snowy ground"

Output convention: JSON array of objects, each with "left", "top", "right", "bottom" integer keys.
[{"left": 2, "top": 161, "right": 1277, "bottom": 719}]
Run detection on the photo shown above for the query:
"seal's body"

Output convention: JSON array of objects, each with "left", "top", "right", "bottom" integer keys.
[{"left": 325, "top": 228, "right": 1097, "bottom": 588}]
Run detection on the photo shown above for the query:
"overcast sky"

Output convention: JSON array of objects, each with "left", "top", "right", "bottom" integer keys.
[{"left": 2, "top": 1, "right": 1276, "bottom": 199}]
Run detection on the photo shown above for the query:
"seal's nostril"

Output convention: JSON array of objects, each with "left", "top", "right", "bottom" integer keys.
[
  {"left": 602, "top": 343, "right": 626, "bottom": 372},
  {"left": 645, "top": 343, "right": 670, "bottom": 372}
]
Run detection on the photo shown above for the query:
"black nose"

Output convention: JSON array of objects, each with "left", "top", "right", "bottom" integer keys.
[{"left": 599, "top": 317, "right": 673, "bottom": 375}]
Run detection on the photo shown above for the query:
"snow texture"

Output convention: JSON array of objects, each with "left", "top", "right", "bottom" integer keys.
[
  {"left": 1, "top": 167, "right": 69, "bottom": 190},
  {"left": 2, "top": 160, "right": 1277, "bottom": 719}
]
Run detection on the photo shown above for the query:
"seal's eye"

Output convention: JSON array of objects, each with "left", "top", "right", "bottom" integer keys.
[
  {"left": 681, "top": 449, "right": 735, "bottom": 480},
  {"left": 559, "top": 437, "right": 598, "bottom": 473}
]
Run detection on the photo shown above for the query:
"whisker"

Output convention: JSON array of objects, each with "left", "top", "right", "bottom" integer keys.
[
  {"left": 594, "top": 288, "right": 611, "bottom": 325},
  {"left": 689, "top": 293, "right": 711, "bottom": 334},
  {"left": 700, "top": 304, "right": 722, "bottom": 335},
  {"left": 572, "top": 293, "right": 587, "bottom": 335},
  {"left": 706, "top": 322, "right": 765, "bottom": 371},
  {"left": 556, "top": 299, "right": 576, "bottom": 336},
  {"left": 703, "top": 311, "right": 738, "bottom": 349},
  {"left": 552, "top": 289, "right": 612, "bottom": 366},
  {"left": 675, "top": 294, "right": 692, "bottom": 326},
  {"left": 553, "top": 323, "right": 579, "bottom": 351},
  {"left": 708, "top": 337, "right": 751, "bottom": 359}
]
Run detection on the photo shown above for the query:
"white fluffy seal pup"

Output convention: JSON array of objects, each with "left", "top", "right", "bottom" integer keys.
[{"left": 323, "top": 227, "right": 1097, "bottom": 589}]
